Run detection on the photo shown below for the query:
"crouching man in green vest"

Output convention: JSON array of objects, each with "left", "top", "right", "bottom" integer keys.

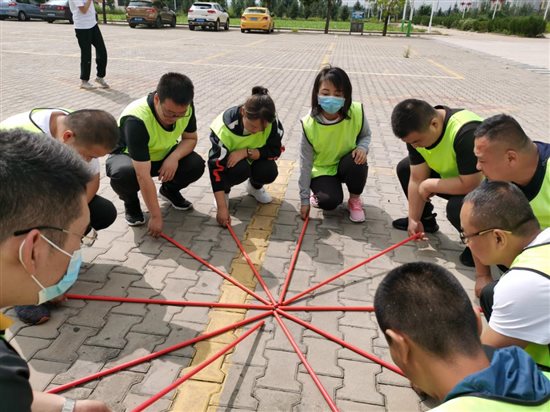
[
  {"left": 460, "top": 181, "right": 550, "bottom": 370},
  {"left": 106, "top": 72, "right": 205, "bottom": 237},
  {"left": 0, "top": 130, "right": 111, "bottom": 412},
  {"left": 209, "top": 86, "right": 284, "bottom": 227},
  {"left": 0, "top": 108, "right": 119, "bottom": 326},
  {"left": 472, "top": 114, "right": 550, "bottom": 296},
  {"left": 375, "top": 261, "right": 550, "bottom": 411},
  {"left": 391, "top": 99, "right": 483, "bottom": 267}
]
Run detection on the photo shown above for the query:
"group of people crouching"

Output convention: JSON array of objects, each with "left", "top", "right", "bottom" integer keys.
[{"left": 0, "top": 66, "right": 548, "bottom": 411}]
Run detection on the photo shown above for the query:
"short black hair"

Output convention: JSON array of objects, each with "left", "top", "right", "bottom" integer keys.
[
  {"left": 391, "top": 99, "right": 437, "bottom": 139},
  {"left": 474, "top": 114, "right": 530, "bottom": 151},
  {"left": 463, "top": 181, "right": 539, "bottom": 236},
  {"left": 0, "top": 129, "right": 91, "bottom": 244},
  {"left": 311, "top": 66, "right": 352, "bottom": 119},
  {"left": 243, "top": 86, "right": 276, "bottom": 124},
  {"left": 374, "top": 262, "right": 480, "bottom": 358},
  {"left": 156, "top": 72, "right": 194, "bottom": 105},
  {"left": 66, "top": 109, "right": 119, "bottom": 151}
]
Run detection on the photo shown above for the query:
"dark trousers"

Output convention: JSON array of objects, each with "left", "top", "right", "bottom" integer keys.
[
  {"left": 396, "top": 157, "right": 463, "bottom": 232},
  {"left": 480, "top": 280, "right": 498, "bottom": 322},
  {"left": 75, "top": 24, "right": 107, "bottom": 81},
  {"left": 213, "top": 158, "right": 278, "bottom": 193},
  {"left": 106, "top": 151, "right": 205, "bottom": 207},
  {"left": 311, "top": 152, "right": 368, "bottom": 211},
  {"left": 89, "top": 195, "right": 117, "bottom": 231}
]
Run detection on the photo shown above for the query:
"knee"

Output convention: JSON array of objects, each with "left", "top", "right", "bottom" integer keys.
[
  {"left": 317, "top": 195, "right": 342, "bottom": 211},
  {"left": 109, "top": 164, "right": 136, "bottom": 182},
  {"left": 186, "top": 152, "right": 205, "bottom": 181}
]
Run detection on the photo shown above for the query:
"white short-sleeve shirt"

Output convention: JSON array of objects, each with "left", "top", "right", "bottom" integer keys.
[
  {"left": 68, "top": 0, "right": 97, "bottom": 29},
  {"left": 489, "top": 228, "right": 550, "bottom": 345}
]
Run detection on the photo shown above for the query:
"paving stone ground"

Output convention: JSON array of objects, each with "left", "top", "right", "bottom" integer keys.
[{"left": 1, "top": 20, "right": 549, "bottom": 412}]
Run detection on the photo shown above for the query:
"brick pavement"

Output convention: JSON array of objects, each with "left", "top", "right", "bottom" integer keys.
[{"left": 1, "top": 21, "right": 549, "bottom": 412}]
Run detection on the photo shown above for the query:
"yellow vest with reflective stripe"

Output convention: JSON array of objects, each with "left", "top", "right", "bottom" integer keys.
[
  {"left": 416, "top": 110, "right": 482, "bottom": 179},
  {"left": 530, "top": 162, "right": 550, "bottom": 229},
  {"left": 301, "top": 102, "right": 363, "bottom": 178},
  {"left": 210, "top": 112, "right": 272, "bottom": 152},
  {"left": 509, "top": 241, "right": 550, "bottom": 368},
  {"left": 0, "top": 108, "right": 71, "bottom": 133},
  {"left": 119, "top": 97, "right": 192, "bottom": 162},
  {"left": 432, "top": 391, "right": 550, "bottom": 411}
]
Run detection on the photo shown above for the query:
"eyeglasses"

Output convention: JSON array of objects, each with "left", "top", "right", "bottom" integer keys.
[
  {"left": 13, "top": 226, "right": 97, "bottom": 247},
  {"left": 159, "top": 103, "right": 190, "bottom": 120},
  {"left": 459, "top": 216, "right": 533, "bottom": 245}
]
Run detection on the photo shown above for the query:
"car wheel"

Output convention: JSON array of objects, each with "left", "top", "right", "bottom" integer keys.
[
  {"left": 0, "top": 16, "right": 6, "bottom": 20},
  {"left": 201, "top": 25, "right": 205, "bottom": 30},
  {"left": 17, "top": 11, "right": 27, "bottom": 21},
  {"left": 189, "top": 25, "right": 195, "bottom": 30},
  {"left": 68, "top": 17, "right": 73, "bottom": 24},
  {"left": 155, "top": 16, "right": 162, "bottom": 28},
  {"left": 170, "top": 15, "right": 176, "bottom": 27},
  {"left": 129, "top": 23, "right": 136, "bottom": 28},
  {"left": 240, "top": 28, "right": 245, "bottom": 33},
  {"left": 214, "top": 19, "right": 219, "bottom": 31},
  {"left": 224, "top": 18, "right": 229, "bottom": 30},
  {"left": 46, "top": 19, "right": 54, "bottom": 23}
]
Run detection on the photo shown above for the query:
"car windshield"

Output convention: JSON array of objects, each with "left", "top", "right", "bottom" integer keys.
[
  {"left": 128, "top": 1, "right": 152, "bottom": 6},
  {"left": 245, "top": 8, "right": 266, "bottom": 14},
  {"left": 193, "top": 3, "right": 213, "bottom": 8},
  {"left": 46, "top": 0, "right": 67, "bottom": 4}
]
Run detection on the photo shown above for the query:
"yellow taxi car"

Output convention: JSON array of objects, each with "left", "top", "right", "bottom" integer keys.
[{"left": 240, "top": 7, "right": 274, "bottom": 33}]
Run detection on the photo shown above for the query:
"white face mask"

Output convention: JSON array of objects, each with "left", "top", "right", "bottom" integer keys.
[{"left": 19, "top": 236, "right": 82, "bottom": 304}]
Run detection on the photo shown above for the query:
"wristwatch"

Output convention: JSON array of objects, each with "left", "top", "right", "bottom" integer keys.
[{"left": 62, "top": 398, "right": 76, "bottom": 412}]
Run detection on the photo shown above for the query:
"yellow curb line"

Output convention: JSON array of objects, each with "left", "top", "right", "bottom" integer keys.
[{"left": 170, "top": 160, "right": 295, "bottom": 411}]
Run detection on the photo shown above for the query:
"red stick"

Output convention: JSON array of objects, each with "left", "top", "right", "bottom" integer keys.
[
  {"left": 227, "top": 224, "right": 276, "bottom": 304},
  {"left": 66, "top": 294, "right": 271, "bottom": 311},
  {"left": 278, "top": 216, "right": 309, "bottom": 304},
  {"left": 279, "top": 305, "right": 374, "bottom": 312},
  {"left": 279, "top": 310, "right": 404, "bottom": 376},
  {"left": 283, "top": 233, "right": 421, "bottom": 305},
  {"left": 131, "top": 320, "right": 266, "bottom": 412},
  {"left": 160, "top": 233, "right": 270, "bottom": 305},
  {"left": 273, "top": 311, "right": 339, "bottom": 412},
  {"left": 47, "top": 311, "right": 272, "bottom": 394}
]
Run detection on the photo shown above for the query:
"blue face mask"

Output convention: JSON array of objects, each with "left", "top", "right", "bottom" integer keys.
[
  {"left": 19, "top": 236, "right": 82, "bottom": 304},
  {"left": 317, "top": 95, "right": 345, "bottom": 115}
]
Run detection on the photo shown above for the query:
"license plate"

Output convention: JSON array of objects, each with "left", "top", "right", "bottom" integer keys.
[
  {"left": 133, "top": 17, "right": 143, "bottom": 22},
  {"left": 250, "top": 17, "right": 257, "bottom": 20},
  {"left": 196, "top": 18, "right": 205, "bottom": 22},
  {"left": 47, "top": 13, "right": 55, "bottom": 16}
]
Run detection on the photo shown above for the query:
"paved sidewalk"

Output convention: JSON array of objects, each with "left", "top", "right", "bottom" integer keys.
[{"left": 1, "top": 21, "right": 549, "bottom": 412}]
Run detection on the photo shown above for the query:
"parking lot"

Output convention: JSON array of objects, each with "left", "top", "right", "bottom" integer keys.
[{"left": 1, "top": 19, "right": 549, "bottom": 411}]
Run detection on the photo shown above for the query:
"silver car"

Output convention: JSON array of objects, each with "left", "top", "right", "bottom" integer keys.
[{"left": 0, "top": 0, "right": 44, "bottom": 21}]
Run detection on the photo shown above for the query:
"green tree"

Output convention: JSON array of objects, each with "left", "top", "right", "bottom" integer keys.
[
  {"left": 289, "top": 0, "right": 300, "bottom": 18},
  {"left": 230, "top": 0, "right": 245, "bottom": 17},
  {"left": 369, "top": 0, "right": 405, "bottom": 35},
  {"left": 339, "top": 4, "right": 349, "bottom": 20},
  {"left": 331, "top": 0, "right": 341, "bottom": 20},
  {"left": 353, "top": 0, "right": 363, "bottom": 11}
]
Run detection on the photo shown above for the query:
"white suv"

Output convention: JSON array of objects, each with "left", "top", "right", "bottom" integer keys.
[{"left": 188, "top": 2, "right": 229, "bottom": 31}]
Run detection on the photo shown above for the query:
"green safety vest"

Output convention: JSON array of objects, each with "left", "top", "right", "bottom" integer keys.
[
  {"left": 0, "top": 108, "right": 71, "bottom": 133},
  {"left": 530, "top": 161, "right": 550, "bottom": 229},
  {"left": 508, "top": 241, "right": 550, "bottom": 369},
  {"left": 119, "top": 97, "right": 193, "bottom": 162},
  {"left": 210, "top": 111, "right": 272, "bottom": 156},
  {"left": 301, "top": 102, "right": 363, "bottom": 178},
  {"left": 416, "top": 110, "right": 483, "bottom": 179},
  {"left": 432, "top": 388, "right": 550, "bottom": 412}
]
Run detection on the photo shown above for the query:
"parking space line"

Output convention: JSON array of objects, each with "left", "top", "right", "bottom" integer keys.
[
  {"left": 320, "top": 41, "right": 336, "bottom": 67},
  {"left": 426, "top": 58, "right": 464, "bottom": 79}
]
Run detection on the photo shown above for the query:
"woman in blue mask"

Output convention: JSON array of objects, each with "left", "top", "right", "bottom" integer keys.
[{"left": 299, "top": 66, "right": 372, "bottom": 223}]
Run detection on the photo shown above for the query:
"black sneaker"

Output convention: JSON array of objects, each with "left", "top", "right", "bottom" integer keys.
[
  {"left": 459, "top": 247, "right": 475, "bottom": 267},
  {"left": 392, "top": 214, "right": 439, "bottom": 233},
  {"left": 159, "top": 186, "right": 193, "bottom": 211},
  {"left": 15, "top": 304, "right": 51, "bottom": 325},
  {"left": 124, "top": 203, "right": 145, "bottom": 226}
]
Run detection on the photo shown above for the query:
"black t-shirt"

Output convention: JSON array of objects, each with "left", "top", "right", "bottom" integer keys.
[
  {"left": 515, "top": 141, "right": 550, "bottom": 201},
  {"left": 408, "top": 106, "right": 480, "bottom": 176},
  {"left": 114, "top": 93, "right": 198, "bottom": 162},
  {"left": 0, "top": 336, "right": 33, "bottom": 411}
]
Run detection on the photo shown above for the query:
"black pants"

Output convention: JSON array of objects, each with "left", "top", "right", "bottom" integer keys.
[
  {"left": 311, "top": 152, "right": 368, "bottom": 211},
  {"left": 480, "top": 280, "right": 498, "bottom": 322},
  {"left": 211, "top": 158, "right": 278, "bottom": 193},
  {"left": 106, "top": 151, "right": 205, "bottom": 207},
  {"left": 396, "top": 157, "right": 463, "bottom": 232},
  {"left": 75, "top": 24, "right": 107, "bottom": 81},
  {"left": 89, "top": 195, "right": 117, "bottom": 231}
]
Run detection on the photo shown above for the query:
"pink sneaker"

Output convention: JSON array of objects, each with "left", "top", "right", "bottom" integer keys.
[
  {"left": 348, "top": 197, "right": 365, "bottom": 223},
  {"left": 310, "top": 194, "right": 319, "bottom": 208}
]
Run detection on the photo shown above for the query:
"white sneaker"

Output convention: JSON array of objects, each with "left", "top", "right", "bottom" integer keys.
[
  {"left": 80, "top": 81, "right": 95, "bottom": 89},
  {"left": 247, "top": 181, "right": 272, "bottom": 204},
  {"left": 95, "top": 77, "right": 110, "bottom": 89}
]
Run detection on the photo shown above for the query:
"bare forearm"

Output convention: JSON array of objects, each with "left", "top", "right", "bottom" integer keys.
[
  {"left": 169, "top": 138, "right": 196, "bottom": 161},
  {"left": 432, "top": 174, "right": 482, "bottom": 196},
  {"left": 137, "top": 175, "right": 161, "bottom": 218},
  {"left": 407, "top": 180, "right": 426, "bottom": 221}
]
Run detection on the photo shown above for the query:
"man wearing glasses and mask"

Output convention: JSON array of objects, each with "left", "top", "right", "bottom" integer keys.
[
  {"left": 460, "top": 181, "right": 550, "bottom": 370},
  {"left": 0, "top": 130, "right": 110, "bottom": 411},
  {"left": 106, "top": 72, "right": 205, "bottom": 237}
]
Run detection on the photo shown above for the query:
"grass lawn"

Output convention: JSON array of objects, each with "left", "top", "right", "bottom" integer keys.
[{"left": 99, "top": 10, "right": 417, "bottom": 32}]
